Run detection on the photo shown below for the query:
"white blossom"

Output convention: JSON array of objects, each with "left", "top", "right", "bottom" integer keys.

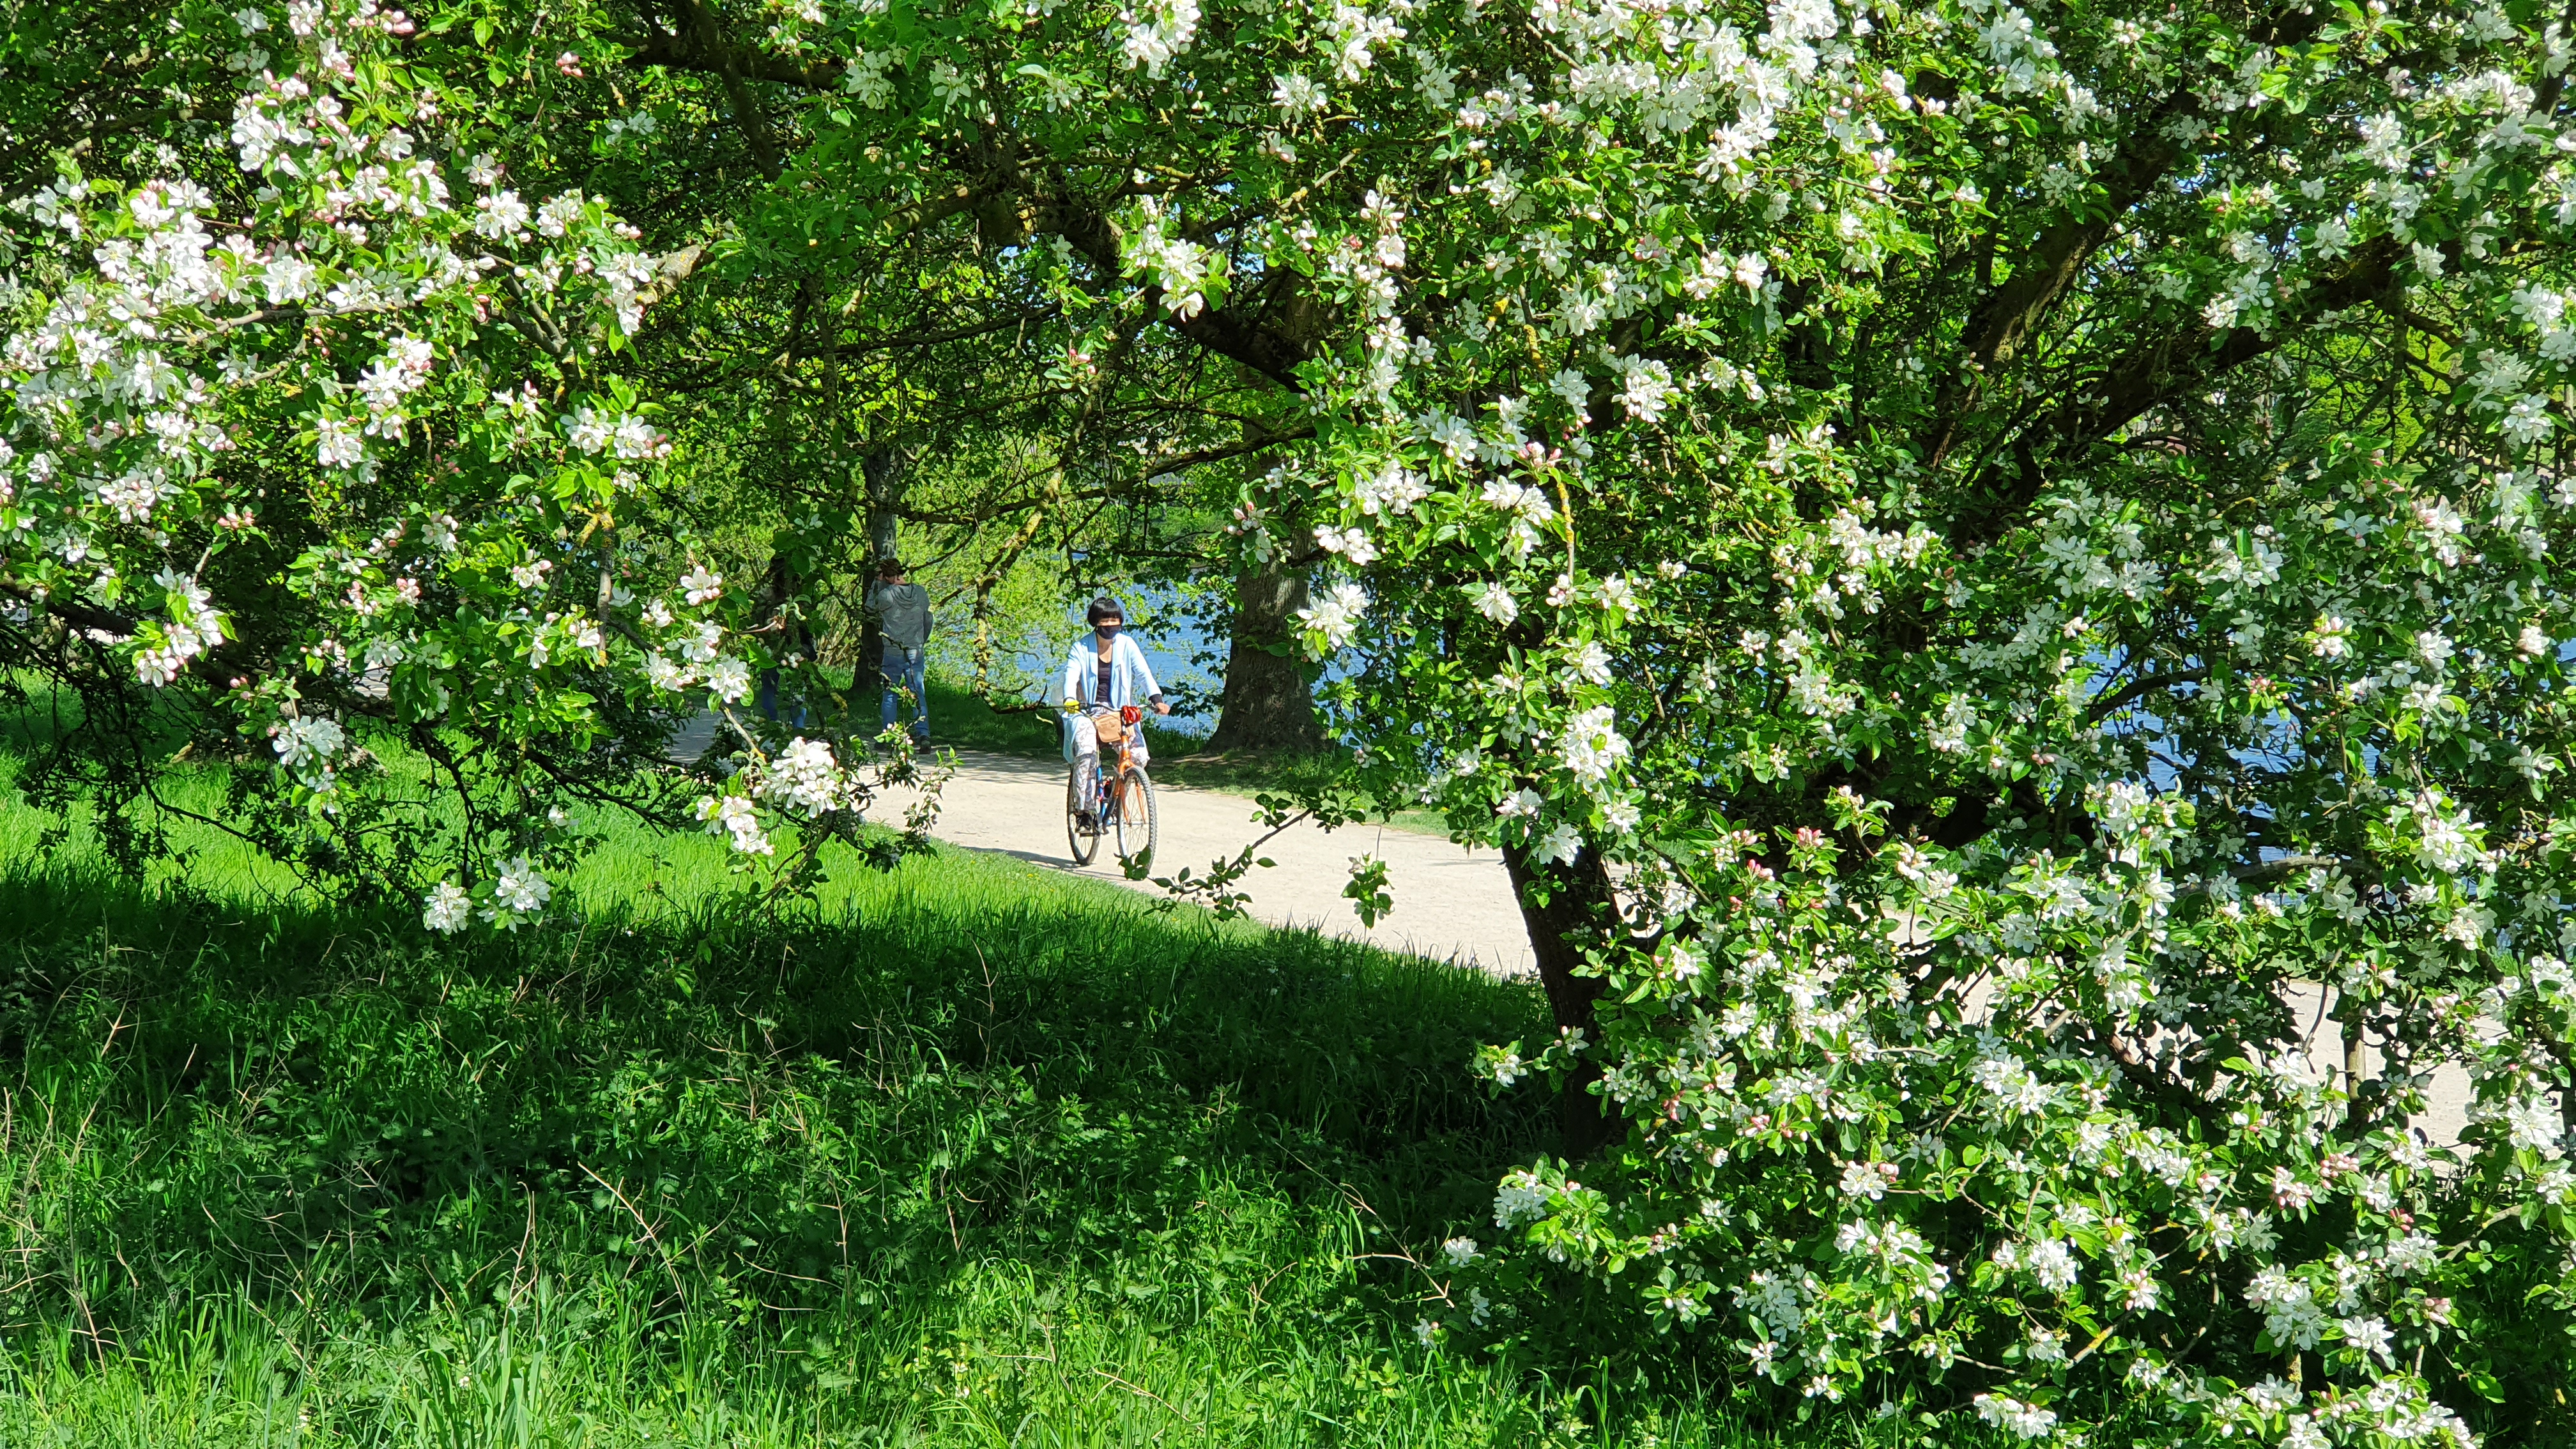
[
  {"left": 473, "top": 190, "right": 532, "bottom": 240},
  {"left": 1296, "top": 581, "right": 1370, "bottom": 655},
  {"left": 696, "top": 793, "right": 773, "bottom": 855},
  {"left": 1559, "top": 705, "right": 1630, "bottom": 784},
  {"left": 1531, "top": 821, "right": 1582, "bottom": 865},
  {"left": 1272, "top": 73, "right": 1328, "bottom": 115},
  {"left": 705, "top": 657, "right": 753, "bottom": 703},
  {"left": 489, "top": 856, "right": 551, "bottom": 919},
  {"left": 422, "top": 881, "right": 471, "bottom": 933},
  {"left": 1972, "top": 1395, "right": 2058, "bottom": 1441},
  {"left": 272, "top": 716, "right": 345, "bottom": 769}
]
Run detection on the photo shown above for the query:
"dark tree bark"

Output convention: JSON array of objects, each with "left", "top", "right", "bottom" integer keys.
[
  {"left": 1202, "top": 566, "right": 1322, "bottom": 754},
  {"left": 855, "top": 445, "right": 910, "bottom": 670},
  {"left": 1500, "top": 842, "right": 1621, "bottom": 1158}
]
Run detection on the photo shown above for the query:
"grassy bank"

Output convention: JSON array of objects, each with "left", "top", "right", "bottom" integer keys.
[{"left": 0, "top": 750, "right": 1843, "bottom": 1448}]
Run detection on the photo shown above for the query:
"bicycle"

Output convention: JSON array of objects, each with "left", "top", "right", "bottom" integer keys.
[{"left": 1064, "top": 704, "right": 1157, "bottom": 869}]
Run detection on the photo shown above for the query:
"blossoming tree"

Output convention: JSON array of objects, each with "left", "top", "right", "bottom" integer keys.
[
  {"left": 1, "top": 0, "right": 935, "bottom": 921},
  {"left": 1315, "top": 5, "right": 2576, "bottom": 1441},
  {"left": 608, "top": 0, "right": 2576, "bottom": 1436},
  {"left": 13, "top": 0, "right": 2576, "bottom": 1438}
]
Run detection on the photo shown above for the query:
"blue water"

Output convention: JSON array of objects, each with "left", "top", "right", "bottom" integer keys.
[
  {"left": 946, "top": 585, "right": 1360, "bottom": 740},
  {"left": 970, "top": 595, "right": 1229, "bottom": 739}
]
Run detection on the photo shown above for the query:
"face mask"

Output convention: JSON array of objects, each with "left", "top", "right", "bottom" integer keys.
[{"left": 1095, "top": 622, "right": 1122, "bottom": 638}]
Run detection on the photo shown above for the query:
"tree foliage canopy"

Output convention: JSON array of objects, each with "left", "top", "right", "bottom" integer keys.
[{"left": 8, "top": 0, "right": 2576, "bottom": 1439}]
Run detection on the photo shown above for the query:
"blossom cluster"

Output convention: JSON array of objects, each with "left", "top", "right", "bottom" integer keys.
[
  {"left": 0, "top": 2, "right": 933, "bottom": 923},
  {"left": 692, "top": 736, "right": 876, "bottom": 858}
]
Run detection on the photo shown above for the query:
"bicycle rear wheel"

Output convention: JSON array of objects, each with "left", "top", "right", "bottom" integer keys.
[
  {"left": 1114, "top": 768, "right": 1156, "bottom": 869},
  {"left": 1065, "top": 759, "right": 1100, "bottom": 866}
]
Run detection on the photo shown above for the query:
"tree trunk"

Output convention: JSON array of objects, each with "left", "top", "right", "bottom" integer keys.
[
  {"left": 855, "top": 447, "right": 910, "bottom": 670},
  {"left": 1202, "top": 565, "right": 1322, "bottom": 754},
  {"left": 1500, "top": 841, "right": 1620, "bottom": 1158}
]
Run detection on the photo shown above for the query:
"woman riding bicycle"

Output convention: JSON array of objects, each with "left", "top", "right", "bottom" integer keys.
[{"left": 1061, "top": 595, "right": 1171, "bottom": 831}]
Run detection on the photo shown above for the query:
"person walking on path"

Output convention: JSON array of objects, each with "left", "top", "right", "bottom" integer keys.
[
  {"left": 757, "top": 555, "right": 814, "bottom": 727},
  {"left": 1059, "top": 595, "right": 1171, "bottom": 828},
  {"left": 870, "top": 558, "right": 933, "bottom": 746}
]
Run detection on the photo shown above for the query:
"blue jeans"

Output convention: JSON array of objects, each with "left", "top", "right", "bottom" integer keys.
[
  {"left": 880, "top": 645, "right": 928, "bottom": 739},
  {"left": 756, "top": 668, "right": 808, "bottom": 728}
]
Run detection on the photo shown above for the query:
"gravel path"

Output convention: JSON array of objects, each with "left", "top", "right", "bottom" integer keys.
[{"left": 875, "top": 747, "right": 1536, "bottom": 976}]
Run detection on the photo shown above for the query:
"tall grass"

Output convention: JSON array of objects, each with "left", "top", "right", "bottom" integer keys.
[{"left": 0, "top": 782, "right": 1864, "bottom": 1447}]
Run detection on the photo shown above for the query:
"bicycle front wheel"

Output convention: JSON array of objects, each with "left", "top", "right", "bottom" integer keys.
[
  {"left": 1113, "top": 768, "right": 1156, "bottom": 869},
  {"left": 1065, "top": 759, "right": 1100, "bottom": 866}
]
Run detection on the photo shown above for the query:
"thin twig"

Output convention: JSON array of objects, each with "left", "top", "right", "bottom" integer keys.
[{"left": 579, "top": 1162, "right": 687, "bottom": 1302}]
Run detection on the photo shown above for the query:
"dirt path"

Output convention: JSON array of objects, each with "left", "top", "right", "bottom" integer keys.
[
  {"left": 882, "top": 753, "right": 2473, "bottom": 1144},
  {"left": 876, "top": 748, "right": 1535, "bottom": 976}
]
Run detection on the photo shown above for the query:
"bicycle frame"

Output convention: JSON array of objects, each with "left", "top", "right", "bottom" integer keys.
[
  {"left": 1087, "top": 743, "right": 1136, "bottom": 818},
  {"left": 1085, "top": 705, "right": 1147, "bottom": 818}
]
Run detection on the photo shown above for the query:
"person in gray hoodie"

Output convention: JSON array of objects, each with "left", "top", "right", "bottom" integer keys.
[{"left": 868, "top": 557, "right": 933, "bottom": 745}]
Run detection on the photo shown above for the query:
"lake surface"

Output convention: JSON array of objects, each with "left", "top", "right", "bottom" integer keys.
[
  {"left": 942, "top": 586, "right": 1361, "bottom": 742},
  {"left": 968, "top": 597, "right": 1230, "bottom": 739}
]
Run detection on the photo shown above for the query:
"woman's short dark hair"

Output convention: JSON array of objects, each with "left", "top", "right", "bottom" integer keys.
[
  {"left": 877, "top": 556, "right": 905, "bottom": 578},
  {"left": 1086, "top": 595, "right": 1124, "bottom": 625}
]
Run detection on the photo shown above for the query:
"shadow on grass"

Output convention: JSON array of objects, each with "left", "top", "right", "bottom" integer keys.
[
  {"left": 0, "top": 850, "right": 1551, "bottom": 1312},
  {"left": 0, "top": 849, "right": 1785, "bottom": 1445}
]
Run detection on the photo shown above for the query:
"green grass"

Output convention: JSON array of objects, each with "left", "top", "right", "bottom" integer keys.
[{"left": 0, "top": 750, "right": 1846, "bottom": 1446}]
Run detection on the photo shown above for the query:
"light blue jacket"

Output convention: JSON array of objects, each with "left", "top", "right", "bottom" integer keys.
[
  {"left": 1060, "top": 634, "right": 1161, "bottom": 760},
  {"left": 1060, "top": 632, "right": 1162, "bottom": 709}
]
